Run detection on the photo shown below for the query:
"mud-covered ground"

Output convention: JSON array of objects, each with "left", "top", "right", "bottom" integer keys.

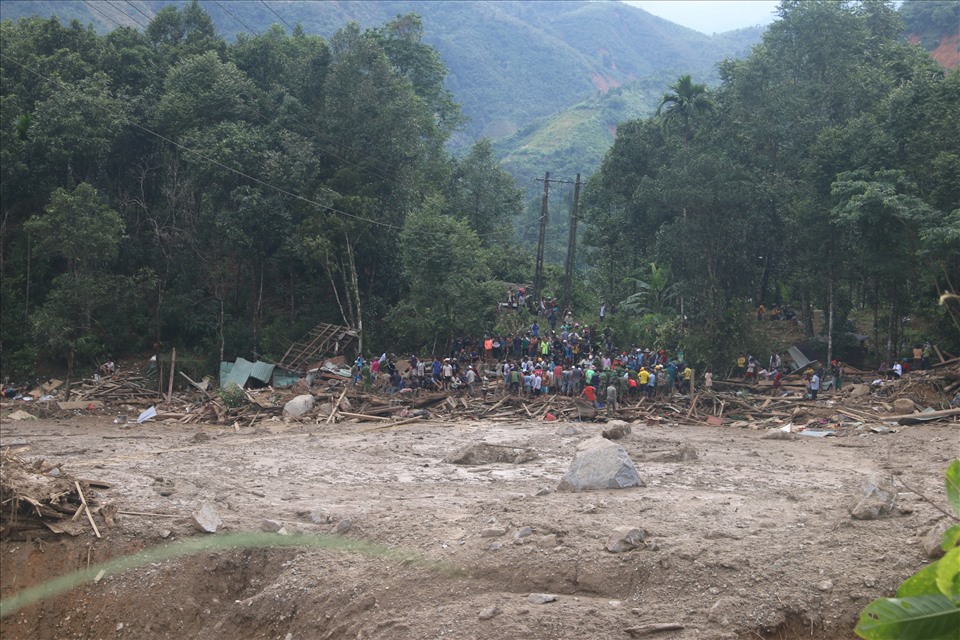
[{"left": 1, "top": 412, "right": 956, "bottom": 639}]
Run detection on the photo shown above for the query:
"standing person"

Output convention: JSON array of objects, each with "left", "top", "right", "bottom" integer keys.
[
  {"left": 756, "top": 303, "right": 766, "bottom": 321},
  {"left": 361, "top": 361, "right": 373, "bottom": 392},
  {"left": 809, "top": 371, "right": 820, "bottom": 400},
  {"left": 772, "top": 369, "right": 783, "bottom": 395},
  {"left": 465, "top": 365, "right": 477, "bottom": 395},
  {"left": 606, "top": 382, "right": 617, "bottom": 417},
  {"left": 912, "top": 345, "right": 923, "bottom": 371},
  {"left": 736, "top": 353, "right": 747, "bottom": 378},
  {"left": 599, "top": 301, "right": 606, "bottom": 323},
  {"left": 646, "top": 368, "right": 656, "bottom": 398},
  {"left": 432, "top": 357, "right": 442, "bottom": 390},
  {"left": 442, "top": 359, "right": 454, "bottom": 390}
]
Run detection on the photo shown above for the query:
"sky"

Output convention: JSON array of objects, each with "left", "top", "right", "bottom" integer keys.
[{"left": 623, "top": 1, "right": 781, "bottom": 34}]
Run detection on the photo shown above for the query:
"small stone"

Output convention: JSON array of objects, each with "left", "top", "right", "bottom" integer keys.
[
  {"left": 250, "top": 490, "right": 266, "bottom": 498},
  {"left": 310, "top": 512, "right": 331, "bottom": 525},
  {"left": 261, "top": 518, "right": 283, "bottom": 532},
  {"left": 116, "top": 622, "right": 124, "bottom": 631},
  {"left": 487, "top": 542, "right": 503, "bottom": 551},
  {"left": 583, "top": 504, "right": 597, "bottom": 514},
  {"left": 191, "top": 503, "right": 222, "bottom": 533},
  {"left": 922, "top": 521, "right": 951, "bottom": 559},
  {"left": 158, "top": 529, "right": 171, "bottom": 539},
  {"left": 817, "top": 579, "right": 834, "bottom": 593},
  {"left": 527, "top": 593, "right": 557, "bottom": 604},
  {"left": 515, "top": 526, "right": 533, "bottom": 539},
  {"left": 863, "top": 576, "right": 877, "bottom": 588},
  {"left": 478, "top": 605, "right": 501, "bottom": 620},
  {"left": 556, "top": 425, "right": 580, "bottom": 437},
  {"left": 481, "top": 527, "right": 507, "bottom": 538},
  {"left": 540, "top": 534, "right": 559, "bottom": 548},
  {"left": 606, "top": 527, "right": 648, "bottom": 553},
  {"left": 851, "top": 475, "right": 896, "bottom": 520},
  {"left": 535, "top": 487, "right": 553, "bottom": 496},
  {"left": 333, "top": 518, "right": 352, "bottom": 534}
]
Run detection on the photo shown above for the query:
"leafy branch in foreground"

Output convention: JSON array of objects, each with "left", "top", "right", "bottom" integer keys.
[{"left": 855, "top": 459, "right": 960, "bottom": 639}]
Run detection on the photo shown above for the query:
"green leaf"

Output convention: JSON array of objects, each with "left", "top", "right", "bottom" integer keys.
[
  {"left": 936, "top": 548, "right": 960, "bottom": 598},
  {"left": 942, "top": 525, "right": 960, "bottom": 553},
  {"left": 855, "top": 595, "right": 960, "bottom": 639},
  {"left": 946, "top": 460, "right": 960, "bottom": 517},
  {"left": 897, "top": 560, "right": 942, "bottom": 597}
]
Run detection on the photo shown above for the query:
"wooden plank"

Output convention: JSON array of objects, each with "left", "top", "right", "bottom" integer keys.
[
  {"left": 362, "top": 416, "right": 424, "bottom": 432},
  {"left": 338, "top": 411, "right": 390, "bottom": 422},
  {"left": 57, "top": 401, "right": 105, "bottom": 410},
  {"left": 74, "top": 481, "right": 101, "bottom": 539},
  {"left": 166, "top": 348, "right": 176, "bottom": 404},
  {"left": 327, "top": 387, "right": 348, "bottom": 424}
]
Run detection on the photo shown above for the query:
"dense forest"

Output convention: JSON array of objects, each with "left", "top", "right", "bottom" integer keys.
[{"left": 0, "top": 0, "right": 958, "bottom": 383}]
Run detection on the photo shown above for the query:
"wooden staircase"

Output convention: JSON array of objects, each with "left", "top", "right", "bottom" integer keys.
[{"left": 277, "top": 323, "right": 359, "bottom": 373}]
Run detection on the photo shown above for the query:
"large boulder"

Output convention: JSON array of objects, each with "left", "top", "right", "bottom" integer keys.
[
  {"left": 557, "top": 437, "right": 644, "bottom": 492},
  {"left": 283, "top": 394, "right": 315, "bottom": 418}
]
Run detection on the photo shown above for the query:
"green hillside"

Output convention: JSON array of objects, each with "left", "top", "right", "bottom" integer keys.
[{"left": 0, "top": 0, "right": 763, "bottom": 143}]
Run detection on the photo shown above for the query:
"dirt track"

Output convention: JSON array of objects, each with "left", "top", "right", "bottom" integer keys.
[{"left": 1, "top": 413, "right": 956, "bottom": 639}]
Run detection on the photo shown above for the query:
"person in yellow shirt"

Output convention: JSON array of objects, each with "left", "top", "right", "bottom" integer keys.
[
  {"left": 638, "top": 367, "right": 650, "bottom": 387},
  {"left": 736, "top": 353, "right": 746, "bottom": 377},
  {"left": 682, "top": 366, "right": 693, "bottom": 394}
]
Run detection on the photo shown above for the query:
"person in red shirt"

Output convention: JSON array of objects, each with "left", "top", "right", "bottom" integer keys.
[{"left": 582, "top": 384, "right": 597, "bottom": 407}]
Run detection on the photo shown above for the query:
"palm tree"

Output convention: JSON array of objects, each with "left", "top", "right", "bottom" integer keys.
[{"left": 656, "top": 75, "right": 714, "bottom": 141}]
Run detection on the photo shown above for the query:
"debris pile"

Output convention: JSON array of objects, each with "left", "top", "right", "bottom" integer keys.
[{"left": 0, "top": 450, "right": 104, "bottom": 540}]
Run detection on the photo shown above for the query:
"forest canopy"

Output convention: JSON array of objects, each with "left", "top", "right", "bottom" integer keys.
[{"left": 0, "top": 0, "right": 957, "bottom": 380}]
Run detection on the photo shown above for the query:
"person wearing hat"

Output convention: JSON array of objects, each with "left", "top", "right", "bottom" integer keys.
[{"left": 465, "top": 365, "right": 477, "bottom": 394}]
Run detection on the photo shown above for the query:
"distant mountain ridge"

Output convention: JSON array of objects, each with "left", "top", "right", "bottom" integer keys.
[{"left": 0, "top": 0, "right": 764, "bottom": 143}]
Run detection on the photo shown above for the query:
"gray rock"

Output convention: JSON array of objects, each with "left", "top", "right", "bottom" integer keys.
[
  {"left": 535, "top": 486, "right": 553, "bottom": 497},
  {"left": 605, "top": 526, "right": 648, "bottom": 553},
  {"left": 478, "top": 605, "right": 501, "bottom": 620},
  {"left": 922, "top": 521, "right": 951, "bottom": 559},
  {"left": 261, "top": 518, "right": 283, "bottom": 532},
  {"left": 557, "top": 437, "right": 644, "bottom": 492},
  {"left": 763, "top": 429, "right": 797, "bottom": 440},
  {"left": 851, "top": 474, "right": 897, "bottom": 520},
  {"left": 481, "top": 527, "right": 507, "bottom": 538},
  {"left": 515, "top": 526, "right": 533, "bottom": 539},
  {"left": 527, "top": 593, "right": 557, "bottom": 604},
  {"left": 540, "top": 534, "right": 559, "bottom": 548},
  {"left": 817, "top": 579, "right": 834, "bottom": 593},
  {"left": 555, "top": 425, "right": 580, "bottom": 437},
  {"left": 487, "top": 542, "right": 503, "bottom": 551},
  {"left": 310, "top": 511, "right": 332, "bottom": 525},
  {"left": 191, "top": 503, "right": 222, "bottom": 533},
  {"left": 333, "top": 518, "right": 352, "bottom": 534},
  {"left": 158, "top": 529, "right": 171, "bottom": 539},
  {"left": 282, "top": 394, "right": 315, "bottom": 418}
]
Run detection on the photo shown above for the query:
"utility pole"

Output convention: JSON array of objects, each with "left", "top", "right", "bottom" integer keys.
[
  {"left": 533, "top": 171, "right": 549, "bottom": 304},
  {"left": 562, "top": 173, "right": 581, "bottom": 309}
]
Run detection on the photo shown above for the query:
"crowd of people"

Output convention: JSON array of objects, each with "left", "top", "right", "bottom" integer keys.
[{"left": 347, "top": 309, "right": 698, "bottom": 411}]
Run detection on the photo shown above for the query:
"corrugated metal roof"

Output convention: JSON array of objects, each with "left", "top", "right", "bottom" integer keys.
[
  {"left": 249, "top": 361, "right": 275, "bottom": 384},
  {"left": 223, "top": 358, "right": 254, "bottom": 388},
  {"left": 221, "top": 358, "right": 277, "bottom": 388}
]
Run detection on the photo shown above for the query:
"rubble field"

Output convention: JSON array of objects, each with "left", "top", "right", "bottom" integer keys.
[{"left": 1, "top": 372, "right": 958, "bottom": 640}]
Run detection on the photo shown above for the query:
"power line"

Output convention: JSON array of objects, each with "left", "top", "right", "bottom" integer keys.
[
  {"left": 83, "top": 0, "right": 125, "bottom": 29},
  {"left": 210, "top": 0, "right": 260, "bottom": 36},
  {"left": 259, "top": 0, "right": 295, "bottom": 32},
  {"left": 0, "top": 53, "right": 401, "bottom": 231},
  {"left": 1, "top": 53, "right": 534, "bottom": 240},
  {"left": 103, "top": 0, "right": 149, "bottom": 30},
  {"left": 123, "top": 0, "right": 154, "bottom": 24}
]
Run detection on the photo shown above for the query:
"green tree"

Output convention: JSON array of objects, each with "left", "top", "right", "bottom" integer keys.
[
  {"left": 446, "top": 137, "right": 523, "bottom": 246},
  {"left": 23, "top": 183, "right": 124, "bottom": 385},
  {"left": 656, "top": 74, "right": 714, "bottom": 141}
]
